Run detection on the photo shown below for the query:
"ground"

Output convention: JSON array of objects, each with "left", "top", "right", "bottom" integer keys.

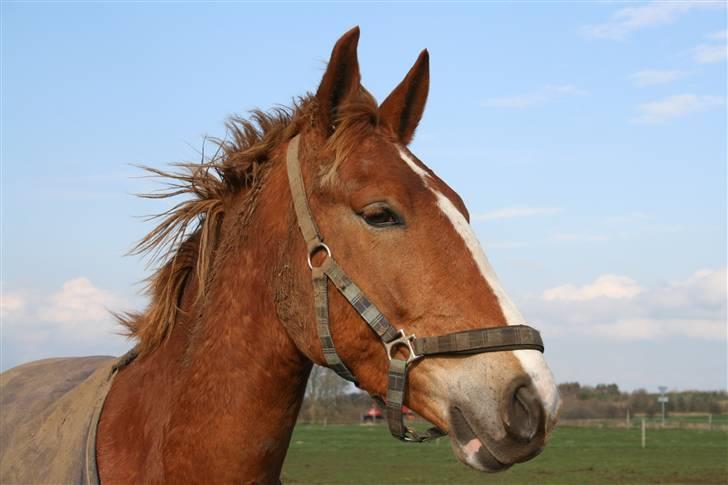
[{"left": 282, "top": 424, "right": 728, "bottom": 484}]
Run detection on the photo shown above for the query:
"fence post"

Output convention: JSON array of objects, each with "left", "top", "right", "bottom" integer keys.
[{"left": 641, "top": 418, "right": 646, "bottom": 449}]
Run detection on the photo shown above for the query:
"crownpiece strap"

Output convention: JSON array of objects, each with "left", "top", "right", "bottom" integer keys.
[{"left": 286, "top": 135, "right": 323, "bottom": 252}]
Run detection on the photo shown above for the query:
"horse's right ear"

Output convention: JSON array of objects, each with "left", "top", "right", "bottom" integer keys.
[
  {"left": 315, "top": 26, "right": 361, "bottom": 135},
  {"left": 378, "top": 49, "right": 429, "bottom": 145}
]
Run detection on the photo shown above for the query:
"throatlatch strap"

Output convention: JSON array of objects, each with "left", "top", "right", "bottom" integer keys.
[
  {"left": 312, "top": 267, "right": 358, "bottom": 383},
  {"left": 286, "top": 135, "right": 323, "bottom": 250},
  {"left": 413, "top": 325, "right": 544, "bottom": 356}
]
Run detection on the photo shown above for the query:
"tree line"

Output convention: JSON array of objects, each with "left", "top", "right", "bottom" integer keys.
[{"left": 558, "top": 382, "right": 727, "bottom": 419}]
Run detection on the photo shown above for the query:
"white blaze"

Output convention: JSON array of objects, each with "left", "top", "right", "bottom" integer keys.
[{"left": 398, "top": 147, "right": 560, "bottom": 418}]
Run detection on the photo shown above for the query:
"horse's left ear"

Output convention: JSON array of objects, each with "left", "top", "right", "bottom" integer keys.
[{"left": 379, "top": 49, "right": 430, "bottom": 145}]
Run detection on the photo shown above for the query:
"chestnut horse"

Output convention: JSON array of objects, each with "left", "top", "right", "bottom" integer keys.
[{"left": 7, "top": 27, "right": 561, "bottom": 483}]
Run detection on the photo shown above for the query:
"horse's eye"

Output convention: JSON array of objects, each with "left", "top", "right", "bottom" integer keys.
[{"left": 360, "top": 205, "right": 403, "bottom": 228}]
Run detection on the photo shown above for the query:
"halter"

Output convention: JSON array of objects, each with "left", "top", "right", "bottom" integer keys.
[{"left": 286, "top": 135, "right": 545, "bottom": 442}]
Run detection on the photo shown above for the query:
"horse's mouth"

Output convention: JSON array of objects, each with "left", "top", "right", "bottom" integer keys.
[{"left": 448, "top": 407, "right": 512, "bottom": 473}]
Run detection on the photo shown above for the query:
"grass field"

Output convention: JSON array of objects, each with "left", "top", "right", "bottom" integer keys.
[{"left": 282, "top": 424, "right": 728, "bottom": 484}]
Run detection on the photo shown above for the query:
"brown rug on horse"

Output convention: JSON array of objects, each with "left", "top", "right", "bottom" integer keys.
[{"left": 1, "top": 356, "right": 116, "bottom": 485}]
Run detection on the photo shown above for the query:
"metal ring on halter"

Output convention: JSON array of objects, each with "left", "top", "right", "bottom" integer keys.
[{"left": 307, "top": 243, "right": 332, "bottom": 270}]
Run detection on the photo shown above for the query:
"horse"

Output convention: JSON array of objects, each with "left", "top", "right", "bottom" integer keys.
[{"left": 0, "top": 26, "right": 560, "bottom": 484}]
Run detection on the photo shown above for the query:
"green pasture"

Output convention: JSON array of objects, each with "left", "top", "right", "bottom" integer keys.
[{"left": 282, "top": 424, "right": 728, "bottom": 484}]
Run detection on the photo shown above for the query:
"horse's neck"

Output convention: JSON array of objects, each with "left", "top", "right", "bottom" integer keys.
[
  {"left": 98, "top": 168, "right": 312, "bottom": 483},
  {"left": 165, "top": 255, "right": 311, "bottom": 482}
]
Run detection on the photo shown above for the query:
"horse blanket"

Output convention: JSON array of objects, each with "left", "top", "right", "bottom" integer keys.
[{"left": 0, "top": 356, "right": 117, "bottom": 485}]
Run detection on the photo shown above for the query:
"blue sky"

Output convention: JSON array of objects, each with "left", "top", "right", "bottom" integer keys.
[{"left": 2, "top": 2, "right": 726, "bottom": 391}]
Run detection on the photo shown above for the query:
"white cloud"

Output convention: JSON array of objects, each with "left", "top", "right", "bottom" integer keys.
[
  {"left": 529, "top": 267, "right": 727, "bottom": 341},
  {"left": 693, "top": 43, "right": 728, "bottom": 63},
  {"left": 1, "top": 291, "right": 25, "bottom": 317},
  {"left": 543, "top": 274, "right": 643, "bottom": 301},
  {"left": 634, "top": 94, "right": 724, "bottom": 123},
  {"left": 630, "top": 69, "right": 686, "bottom": 87},
  {"left": 647, "top": 268, "right": 727, "bottom": 310},
  {"left": 1, "top": 278, "right": 132, "bottom": 370},
  {"left": 40, "top": 277, "right": 120, "bottom": 326},
  {"left": 474, "top": 206, "right": 562, "bottom": 221},
  {"left": 707, "top": 30, "right": 727, "bottom": 40},
  {"left": 583, "top": 1, "right": 725, "bottom": 40},
  {"left": 482, "top": 85, "right": 586, "bottom": 109}
]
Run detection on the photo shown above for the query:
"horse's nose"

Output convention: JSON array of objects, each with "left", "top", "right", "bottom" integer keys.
[{"left": 502, "top": 382, "right": 543, "bottom": 443}]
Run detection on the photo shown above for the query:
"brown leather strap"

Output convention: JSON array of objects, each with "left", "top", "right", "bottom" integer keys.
[
  {"left": 286, "top": 135, "right": 323, "bottom": 252},
  {"left": 413, "top": 325, "right": 543, "bottom": 356},
  {"left": 312, "top": 267, "right": 358, "bottom": 383},
  {"left": 386, "top": 359, "right": 445, "bottom": 442},
  {"left": 320, "top": 257, "right": 400, "bottom": 344},
  {"left": 288, "top": 134, "right": 363, "bottom": 385}
]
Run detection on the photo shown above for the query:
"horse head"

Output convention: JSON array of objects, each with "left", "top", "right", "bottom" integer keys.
[{"left": 274, "top": 27, "right": 561, "bottom": 472}]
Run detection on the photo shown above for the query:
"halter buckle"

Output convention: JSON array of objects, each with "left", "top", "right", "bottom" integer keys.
[{"left": 384, "top": 329, "right": 422, "bottom": 364}]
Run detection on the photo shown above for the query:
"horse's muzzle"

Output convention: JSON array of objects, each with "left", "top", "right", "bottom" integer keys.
[{"left": 448, "top": 378, "right": 548, "bottom": 472}]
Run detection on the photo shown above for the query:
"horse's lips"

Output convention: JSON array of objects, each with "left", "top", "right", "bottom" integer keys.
[{"left": 449, "top": 407, "right": 512, "bottom": 473}]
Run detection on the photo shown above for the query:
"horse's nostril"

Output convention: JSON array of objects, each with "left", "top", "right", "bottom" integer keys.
[{"left": 503, "top": 384, "right": 542, "bottom": 442}]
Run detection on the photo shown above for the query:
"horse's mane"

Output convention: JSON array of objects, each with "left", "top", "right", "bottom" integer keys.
[{"left": 119, "top": 91, "right": 379, "bottom": 356}]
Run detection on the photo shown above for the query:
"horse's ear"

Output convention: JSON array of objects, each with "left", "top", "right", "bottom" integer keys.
[
  {"left": 378, "top": 49, "right": 429, "bottom": 145},
  {"left": 315, "top": 26, "right": 361, "bottom": 135}
]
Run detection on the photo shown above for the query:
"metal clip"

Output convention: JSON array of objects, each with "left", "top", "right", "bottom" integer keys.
[{"left": 384, "top": 329, "right": 422, "bottom": 364}]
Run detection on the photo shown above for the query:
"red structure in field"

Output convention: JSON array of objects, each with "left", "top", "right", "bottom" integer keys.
[
  {"left": 362, "top": 402, "right": 414, "bottom": 423},
  {"left": 362, "top": 402, "right": 383, "bottom": 422}
]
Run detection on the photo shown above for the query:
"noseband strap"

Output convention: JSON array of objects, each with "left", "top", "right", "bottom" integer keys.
[{"left": 285, "top": 134, "right": 545, "bottom": 442}]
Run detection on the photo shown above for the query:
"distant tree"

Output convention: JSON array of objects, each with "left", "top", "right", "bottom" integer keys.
[
  {"left": 674, "top": 394, "right": 686, "bottom": 412},
  {"left": 578, "top": 385, "right": 594, "bottom": 401},
  {"left": 558, "top": 382, "right": 581, "bottom": 396},
  {"left": 630, "top": 389, "right": 650, "bottom": 413},
  {"left": 303, "top": 365, "right": 351, "bottom": 424},
  {"left": 595, "top": 384, "right": 621, "bottom": 399},
  {"left": 645, "top": 402, "right": 658, "bottom": 418},
  {"left": 709, "top": 401, "right": 721, "bottom": 414}
]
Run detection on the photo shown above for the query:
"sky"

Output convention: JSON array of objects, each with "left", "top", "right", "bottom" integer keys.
[{"left": 1, "top": 2, "right": 726, "bottom": 391}]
